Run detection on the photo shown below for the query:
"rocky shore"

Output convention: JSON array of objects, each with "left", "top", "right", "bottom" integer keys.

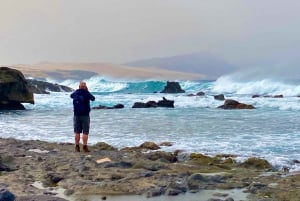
[{"left": 0, "top": 138, "right": 299, "bottom": 201}]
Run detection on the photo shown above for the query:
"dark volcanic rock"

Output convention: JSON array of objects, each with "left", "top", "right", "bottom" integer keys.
[
  {"left": 93, "top": 104, "right": 124, "bottom": 109},
  {"left": 161, "top": 81, "right": 185, "bottom": 93},
  {"left": 214, "top": 94, "right": 225, "bottom": 101},
  {"left": 218, "top": 99, "right": 255, "bottom": 109},
  {"left": 0, "top": 67, "right": 34, "bottom": 110},
  {"left": 26, "top": 79, "right": 73, "bottom": 94},
  {"left": 132, "top": 97, "right": 174, "bottom": 108}
]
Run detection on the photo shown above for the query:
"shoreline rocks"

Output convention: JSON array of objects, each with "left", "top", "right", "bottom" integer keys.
[
  {"left": 26, "top": 79, "right": 74, "bottom": 94},
  {"left": 0, "top": 67, "right": 34, "bottom": 110},
  {"left": 0, "top": 138, "right": 299, "bottom": 201}
]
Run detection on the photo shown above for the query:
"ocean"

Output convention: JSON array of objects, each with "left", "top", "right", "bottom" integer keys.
[{"left": 1, "top": 73, "right": 300, "bottom": 172}]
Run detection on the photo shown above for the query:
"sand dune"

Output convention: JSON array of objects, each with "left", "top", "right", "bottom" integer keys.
[{"left": 9, "top": 62, "right": 207, "bottom": 80}]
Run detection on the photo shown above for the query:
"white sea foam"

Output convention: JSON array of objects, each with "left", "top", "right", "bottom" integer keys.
[{"left": 213, "top": 75, "right": 300, "bottom": 96}]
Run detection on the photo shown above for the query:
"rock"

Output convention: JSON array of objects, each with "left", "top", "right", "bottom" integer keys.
[
  {"left": 132, "top": 102, "right": 148, "bottom": 108},
  {"left": 0, "top": 189, "right": 15, "bottom": 201},
  {"left": 214, "top": 94, "right": 225, "bottom": 101},
  {"left": 132, "top": 97, "right": 174, "bottom": 108},
  {"left": 190, "top": 153, "right": 216, "bottom": 165},
  {"left": 104, "top": 161, "right": 132, "bottom": 169},
  {"left": 26, "top": 79, "right": 73, "bottom": 94},
  {"left": 0, "top": 67, "right": 34, "bottom": 110},
  {"left": 160, "top": 81, "right": 185, "bottom": 93},
  {"left": 94, "top": 142, "right": 117, "bottom": 151},
  {"left": 159, "top": 142, "right": 173, "bottom": 147},
  {"left": 139, "top": 141, "right": 160, "bottom": 150},
  {"left": 241, "top": 157, "right": 273, "bottom": 169},
  {"left": 93, "top": 104, "right": 124, "bottom": 109},
  {"left": 218, "top": 99, "right": 255, "bottom": 109},
  {"left": 273, "top": 94, "right": 283, "bottom": 98},
  {"left": 157, "top": 97, "right": 174, "bottom": 108},
  {"left": 144, "top": 151, "right": 178, "bottom": 163},
  {"left": 196, "top": 91, "right": 205, "bottom": 96},
  {"left": 146, "top": 188, "right": 163, "bottom": 197},
  {"left": 252, "top": 94, "right": 260, "bottom": 98}
]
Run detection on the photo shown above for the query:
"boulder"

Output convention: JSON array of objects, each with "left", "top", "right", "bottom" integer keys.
[
  {"left": 161, "top": 81, "right": 185, "bottom": 93},
  {"left": 218, "top": 99, "right": 255, "bottom": 109},
  {"left": 0, "top": 67, "right": 34, "bottom": 110}
]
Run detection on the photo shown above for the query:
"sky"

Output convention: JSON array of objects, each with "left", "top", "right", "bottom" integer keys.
[{"left": 1, "top": 0, "right": 300, "bottom": 73}]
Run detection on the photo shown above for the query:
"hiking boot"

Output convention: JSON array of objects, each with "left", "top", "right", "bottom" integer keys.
[
  {"left": 75, "top": 144, "right": 80, "bottom": 152},
  {"left": 83, "top": 145, "right": 90, "bottom": 152}
]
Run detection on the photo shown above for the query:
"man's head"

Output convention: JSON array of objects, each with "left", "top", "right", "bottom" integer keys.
[{"left": 79, "top": 81, "right": 88, "bottom": 90}]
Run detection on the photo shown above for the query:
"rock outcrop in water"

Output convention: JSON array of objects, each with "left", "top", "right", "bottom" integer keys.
[
  {"left": 132, "top": 97, "right": 174, "bottom": 108},
  {"left": 160, "top": 81, "right": 185, "bottom": 93},
  {"left": 218, "top": 99, "right": 255, "bottom": 109},
  {"left": 0, "top": 67, "right": 34, "bottom": 110},
  {"left": 26, "top": 79, "right": 73, "bottom": 94}
]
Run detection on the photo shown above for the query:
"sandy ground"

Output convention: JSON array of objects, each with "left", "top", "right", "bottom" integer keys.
[{"left": 7, "top": 62, "right": 206, "bottom": 80}]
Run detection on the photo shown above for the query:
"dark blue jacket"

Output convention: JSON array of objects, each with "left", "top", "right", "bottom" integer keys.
[{"left": 70, "top": 89, "right": 95, "bottom": 116}]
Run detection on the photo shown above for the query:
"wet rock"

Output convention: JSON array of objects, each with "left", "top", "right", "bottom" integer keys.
[
  {"left": 146, "top": 188, "right": 163, "bottom": 197},
  {"left": 214, "top": 94, "right": 225, "bottom": 100},
  {"left": 196, "top": 91, "right": 205, "bottom": 96},
  {"left": 94, "top": 142, "right": 117, "bottom": 151},
  {"left": 93, "top": 104, "right": 124, "bottom": 109},
  {"left": 139, "top": 141, "right": 160, "bottom": 150},
  {"left": 132, "top": 97, "right": 174, "bottom": 108},
  {"left": 0, "top": 189, "right": 15, "bottom": 201},
  {"left": 190, "top": 153, "right": 216, "bottom": 165},
  {"left": 26, "top": 79, "right": 73, "bottom": 94},
  {"left": 241, "top": 157, "right": 273, "bottom": 169},
  {"left": 104, "top": 161, "right": 132, "bottom": 169},
  {"left": 157, "top": 97, "right": 174, "bottom": 108},
  {"left": 218, "top": 99, "right": 255, "bottom": 109},
  {"left": 144, "top": 151, "right": 178, "bottom": 163},
  {"left": 161, "top": 81, "right": 185, "bottom": 93}
]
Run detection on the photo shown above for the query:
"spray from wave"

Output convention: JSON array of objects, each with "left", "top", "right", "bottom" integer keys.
[{"left": 213, "top": 67, "right": 300, "bottom": 96}]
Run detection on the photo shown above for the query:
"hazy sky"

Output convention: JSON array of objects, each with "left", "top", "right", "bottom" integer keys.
[{"left": 1, "top": 0, "right": 300, "bottom": 70}]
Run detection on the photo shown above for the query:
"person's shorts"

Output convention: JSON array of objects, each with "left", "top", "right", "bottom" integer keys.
[{"left": 73, "top": 115, "right": 90, "bottom": 134}]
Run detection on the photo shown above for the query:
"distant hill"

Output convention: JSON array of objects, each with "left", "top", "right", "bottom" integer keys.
[
  {"left": 125, "top": 53, "right": 236, "bottom": 79},
  {"left": 9, "top": 62, "right": 206, "bottom": 81}
]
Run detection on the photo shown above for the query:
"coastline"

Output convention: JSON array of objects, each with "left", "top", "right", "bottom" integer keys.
[{"left": 1, "top": 137, "right": 300, "bottom": 201}]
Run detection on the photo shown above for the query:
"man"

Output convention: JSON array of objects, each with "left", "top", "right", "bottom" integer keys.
[{"left": 70, "top": 81, "right": 95, "bottom": 152}]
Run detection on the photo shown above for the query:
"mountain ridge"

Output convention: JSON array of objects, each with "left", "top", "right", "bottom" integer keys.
[{"left": 124, "top": 53, "right": 236, "bottom": 79}]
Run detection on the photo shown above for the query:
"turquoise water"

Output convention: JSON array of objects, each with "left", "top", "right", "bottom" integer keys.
[{"left": 1, "top": 74, "right": 300, "bottom": 171}]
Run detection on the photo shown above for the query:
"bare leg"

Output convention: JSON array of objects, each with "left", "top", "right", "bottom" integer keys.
[
  {"left": 82, "top": 134, "right": 88, "bottom": 145},
  {"left": 75, "top": 133, "right": 80, "bottom": 145},
  {"left": 82, "top": 134, "right": 90, "bottom": 152},
  {"left": 74, "top": 133, "right": 81, "bottom": 152}
]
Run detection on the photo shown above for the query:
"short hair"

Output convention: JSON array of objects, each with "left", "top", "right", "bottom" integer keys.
[{"left": 79, "top": 81, "right": 87, "bottom": 89}]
